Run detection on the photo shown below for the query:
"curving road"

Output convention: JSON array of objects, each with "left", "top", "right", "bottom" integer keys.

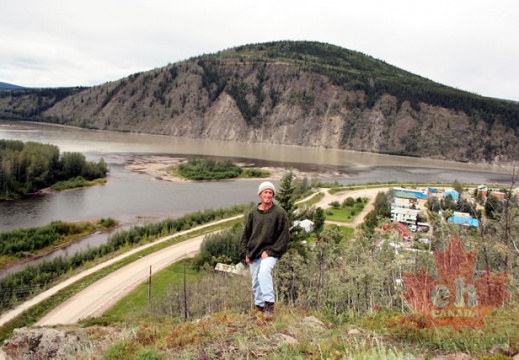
[
  {"left": 0, "top": 217, "right": 241, "bottom": 328},
  {"left": 35, "top": 235, "right": 205, "bottom": 326},
  {"left": 1, "top": 188, "right": 387, "bottom": 327}
]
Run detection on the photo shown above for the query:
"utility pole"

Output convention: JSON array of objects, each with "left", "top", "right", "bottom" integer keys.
[{"left": 148, "top": 265, "right": 152, "bottom": 313}]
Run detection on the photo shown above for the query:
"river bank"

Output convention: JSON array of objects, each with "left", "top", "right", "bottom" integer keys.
[{"left": 123, "top": 155, "right": 346, "bottom": 182}]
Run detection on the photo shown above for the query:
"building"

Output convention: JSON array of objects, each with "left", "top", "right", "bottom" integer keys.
[
  {"left": 292, "top": 219, "right": 315, "bottom": 233},
  {"left": 448, "top": 212, "right": 479, "bottom": 227},
  {"left": 393, "top": 198, "right": 412, "bottom": 208},
  {"left": 444, "top": 189, "right": 459, "bottom": 200},
  {"left": 489, "top": 191, "right": 506, "bottom": 200},
  {"left": 477, "top": 185, "right": 488, "bottom": 198},
  {"left": 391, "top": 206, "right": 419, "bottom": 225},
  {"left": 392, "top": 188, "right": 427, "bottom": 200}
]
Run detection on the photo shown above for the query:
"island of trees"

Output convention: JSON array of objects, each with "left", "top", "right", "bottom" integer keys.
[
  {"left": 0, "top": 139, "right": 108, "bottom": 200},
  {"left": 175, "top": 157, "right": 269, "bottom": 180}
]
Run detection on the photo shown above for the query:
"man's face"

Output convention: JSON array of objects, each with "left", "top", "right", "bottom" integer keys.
[{"left": 259, "top": 189, "right": 274, "bottom": 204}]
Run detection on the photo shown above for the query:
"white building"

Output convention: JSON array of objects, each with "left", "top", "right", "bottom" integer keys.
[{"left": 391, "top": 207, "right": 419, "bottom": 225}]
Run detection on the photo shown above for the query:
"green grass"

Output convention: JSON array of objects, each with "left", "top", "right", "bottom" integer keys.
[
  {"left": 106, "top": 259, "right": 202, "bottom": 317},
  {"left": 51, "top": 176, "right": 106, "bottom": 191},
  {"left": 326, "top": 202, "right": 365, "bottom": 220},
  {"left": 325, "top": 208, "right": 357, "bottom": 223}
]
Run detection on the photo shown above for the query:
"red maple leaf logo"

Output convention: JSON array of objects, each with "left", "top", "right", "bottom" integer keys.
[{"left": 401, "top": 234, "right": 510, "bottom": 328}]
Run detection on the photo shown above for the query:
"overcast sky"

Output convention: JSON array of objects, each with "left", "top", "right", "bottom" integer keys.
[{"left": 1, "top": 0, "right": 518, "bottom": 101}]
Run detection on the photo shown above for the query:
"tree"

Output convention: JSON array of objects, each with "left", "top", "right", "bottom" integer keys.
[
  {"left": 452, "top": 179, "right": 463, "bottom": 194},
  {"left": 373, "top": 191, "right": 391, "bottom": 218},
  {"left": 428, "top": 196, "right": 441, "bottom": 212},
  {"left": 276, "top": 171, "right": 296, "bottom": 219},
  {"left": 342, "top": 197, "right": 355, "bottom": 208},
  {"left": 313, "top": 207, "right": 326, "bottom": 233},
  {"left": 485, "top": 195, "right": 503, "bottom": 220},
  {"left": 60, "top": 152, "right": 87, "bottom": 179}
]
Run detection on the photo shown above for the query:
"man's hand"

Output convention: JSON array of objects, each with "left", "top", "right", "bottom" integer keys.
[{"left": 245, "top": 255, "right": 251, "bottom": 264}]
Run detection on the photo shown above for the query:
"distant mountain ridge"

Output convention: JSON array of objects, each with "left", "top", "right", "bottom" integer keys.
[
  {"left": 0, "top": 82, "right": 25, "bottom": 90},
  {"left": 0, "top": 41, "right": 518, "bottom": 164}
]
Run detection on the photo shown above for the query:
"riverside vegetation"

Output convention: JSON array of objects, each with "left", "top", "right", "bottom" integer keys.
[
  {"left": 0, "top": 139, "right": 108, "bottom": 200},
  {"left": 0, "top": 218, "right": 117, "bottom": 269},
  {"left": 175, "top": 157, "right": 269, "bottom": 181},
  {"left": 1, "top": 171, "right": 518, "bottom": 358}
]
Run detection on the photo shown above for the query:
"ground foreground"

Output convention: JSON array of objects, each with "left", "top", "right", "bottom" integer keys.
[{"left": 2, "top": 303, "right": 518, "bottom": 359}]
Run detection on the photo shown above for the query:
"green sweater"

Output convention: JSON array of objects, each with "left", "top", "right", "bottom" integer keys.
[{"left": 240, "top": 203, "right": 290, "bottom": 261}]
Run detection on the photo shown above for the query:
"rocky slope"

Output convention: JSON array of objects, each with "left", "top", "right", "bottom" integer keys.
[{"left": 1, "top": 41, "right": 518, "bottom": 164}]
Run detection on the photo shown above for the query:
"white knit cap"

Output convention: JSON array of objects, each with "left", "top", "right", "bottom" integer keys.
[{"left": 258, "top": 181, "right": 275, "bottom": 195}]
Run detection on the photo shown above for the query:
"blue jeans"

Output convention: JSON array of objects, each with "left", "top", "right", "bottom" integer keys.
[{"left": 249, "top": 256, "right": 278, "bottom": 306}]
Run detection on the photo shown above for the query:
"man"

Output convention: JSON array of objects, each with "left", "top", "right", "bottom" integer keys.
[{"left": 240, "top": 181, "right": 289, "bottom": 320}]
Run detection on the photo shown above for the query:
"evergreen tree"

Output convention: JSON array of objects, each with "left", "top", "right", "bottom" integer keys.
[
  {"left": 313, "top": 207, "right": 326, "bottom": 233},
  {"left": 276, "top": 170, "right": 296, "bottom": 219},
  {"left": 276, "top": 170, "right": 308, "bottom": 257}
]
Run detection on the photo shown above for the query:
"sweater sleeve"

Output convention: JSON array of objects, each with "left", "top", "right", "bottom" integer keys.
[{"left": 239, "top": 211, "right": 253, "bottom": 259}]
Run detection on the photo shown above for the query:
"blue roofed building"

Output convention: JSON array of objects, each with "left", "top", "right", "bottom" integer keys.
[
  {"left": 392, "top": 188, "right": 427, "bottom": 200},
  {"left": 448, "top": 211, "right": 478, "bottom": 227},
  {"left": 444, "top": 189, "right": 459, "bottom": 200}
]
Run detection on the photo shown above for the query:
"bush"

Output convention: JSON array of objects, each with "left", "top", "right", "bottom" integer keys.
[{"left": 194, "top": 226, "right": 243, "bottom": 268}]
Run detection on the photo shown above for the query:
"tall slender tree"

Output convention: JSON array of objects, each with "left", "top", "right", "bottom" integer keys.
[{"left": 276, "top": 170, "right": 296, "bottom": 220}]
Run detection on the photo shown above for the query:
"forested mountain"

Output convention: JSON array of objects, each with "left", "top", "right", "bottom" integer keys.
[{"left": 0, "top": 41, "right": 518, "bottom": 163}]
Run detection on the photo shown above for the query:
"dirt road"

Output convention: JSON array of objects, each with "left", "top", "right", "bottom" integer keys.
[
  {"left": 0, "top": 188, "right": 388, "bottom": 327},
  {"left": 35, "top": 235, "right": 205, "bottom": 326}
]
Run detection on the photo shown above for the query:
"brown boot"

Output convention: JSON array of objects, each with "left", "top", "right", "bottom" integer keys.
[{"left": 264, "top": 302, "right": 274, "bottom": 321}]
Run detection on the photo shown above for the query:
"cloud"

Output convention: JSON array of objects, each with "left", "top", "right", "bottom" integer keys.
[{"left": 0, "top": 0, "right": 518, "bottom": 101}]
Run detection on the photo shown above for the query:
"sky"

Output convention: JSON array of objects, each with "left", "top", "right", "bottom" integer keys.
[{"left": 1, "top": 0, "right": 518, "bottom": 101}]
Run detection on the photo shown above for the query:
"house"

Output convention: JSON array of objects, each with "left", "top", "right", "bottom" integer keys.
[
  {"left": 393, "top": 198, "right": 412, "bottom": 208},
  {"left": 448, "top": 212, "right": 479, "bottom": 227},
  {"left": 391, "top": 206, "right": 419, "bottom": 225},
  {"left": 477, "top": 185, "right": 488, "bottom": 198},
  {"left": 489, "top": 191, "right": 506, "bottom": 200},
  {"left": 392, "top": 188, "right": 427, "bottom": 200},
  {"left": 444, "top": 189, "right": 459, "bottom": 200},
  {"left": 292, "top": 219, "right": 315, "bottom": 232},
  {"left": 382, "top": 222, "right": 412, "bottom": 241}
]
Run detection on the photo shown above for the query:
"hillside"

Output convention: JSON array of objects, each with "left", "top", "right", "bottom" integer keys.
[
  {"left": 0, "top": 82, "right": 25, "bottom": 91},
  {"left": 1, "top": 41, "right": 518, "bottom": 163}
]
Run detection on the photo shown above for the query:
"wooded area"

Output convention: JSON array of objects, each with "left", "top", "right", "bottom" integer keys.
[{"left": 0, "top": 139, "right": 108, "bottom": 199}]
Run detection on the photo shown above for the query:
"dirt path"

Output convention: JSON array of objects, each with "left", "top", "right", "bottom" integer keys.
[{"left": 0, "top": 188, "right": 389, "bottom": 327}]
